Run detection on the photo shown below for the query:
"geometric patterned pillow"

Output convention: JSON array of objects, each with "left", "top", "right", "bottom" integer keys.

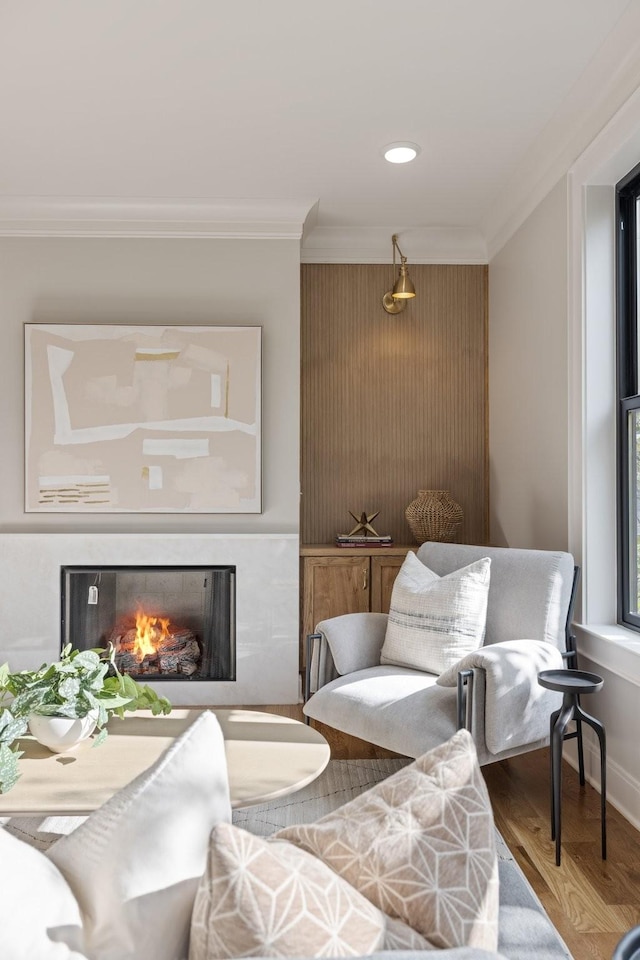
[
  {"left": 380, "top": 552, "right": 491, "bottom": 675},
  {"left": 277, "top": 729, "right": 499, "bottom": 952},
  {"left": 188, "top": 822, "right": 431, "bottom": 959}
]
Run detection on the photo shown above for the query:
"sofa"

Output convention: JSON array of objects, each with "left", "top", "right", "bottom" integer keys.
[{"left": 0, "top": 711, "right": 571, "bottom": 960}]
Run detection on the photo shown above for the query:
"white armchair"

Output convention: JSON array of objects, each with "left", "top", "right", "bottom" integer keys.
[{"left": 303, "top": 542, "right": 579, "bottom": 765}]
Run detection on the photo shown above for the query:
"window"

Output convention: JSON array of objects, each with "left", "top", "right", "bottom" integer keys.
[{"left": 617, "top": 162, "right": 640, "bottom": 630}]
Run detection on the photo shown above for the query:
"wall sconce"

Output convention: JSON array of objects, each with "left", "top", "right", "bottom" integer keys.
[{"left": 382, "top": 234, "right": 416, "bottom": 314}]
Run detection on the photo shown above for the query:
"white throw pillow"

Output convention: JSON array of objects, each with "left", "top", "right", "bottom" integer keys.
[
  {"left": 48, "top": 710, "right": 232, "bottom": 960},
  {"left": 380, "top": 551, "right": 491, "bottom": 674},
  {"left": 0, "top": 826, "right": 88, "bottom": 959},
  {"left": 189, "top": 822, "right": 430, "bottom": 959}
]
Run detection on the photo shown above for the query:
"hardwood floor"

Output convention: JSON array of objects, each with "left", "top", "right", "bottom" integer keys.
[
  {"left": 482, "top": 750, "right": 640, "bottom": 960},
  {"left": 236, "top": 703, "right": 640, "bottom": 960}
]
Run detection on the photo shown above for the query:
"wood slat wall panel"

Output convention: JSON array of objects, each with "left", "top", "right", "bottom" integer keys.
[{"left": 301, "top": 263, "right": 488, "bottom": 545}]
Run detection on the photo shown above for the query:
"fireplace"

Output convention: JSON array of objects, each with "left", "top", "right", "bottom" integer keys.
[{"left": 61, "top": 565, "right": 236, "bottom": 681}]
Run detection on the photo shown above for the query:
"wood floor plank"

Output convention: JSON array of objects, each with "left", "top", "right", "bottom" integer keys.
[
  {"left": 481, "top": 759, "right": 541, "bottom": 823},
  {"left": 579, "top": 933, "right": 632, "bottom": 960},
  {"left": 607, "top": 815, "right": 640, "bottom": 861},
  {"left": 564, "top": 839, "right": 640, "bottom": 906},
  {"left": 508, "top": 815, "right": 632, "bottom": 933},
  {"left": 510, "top": 843, "right": 556, "bottom": 902}
]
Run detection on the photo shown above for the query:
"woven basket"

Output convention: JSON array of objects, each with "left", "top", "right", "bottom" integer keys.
[{"left": 405, "top": 489, "right": 463, "bottom": 544}]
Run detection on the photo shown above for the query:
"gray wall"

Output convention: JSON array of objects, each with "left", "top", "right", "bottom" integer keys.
[
  {"left": 0, "top": 237, "right": 300, "bottom": 534},
  {"left": 488, "top": 177, "right": 569, "bottom": 550}
]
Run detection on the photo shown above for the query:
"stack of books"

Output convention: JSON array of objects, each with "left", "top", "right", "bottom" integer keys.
[{"left": 335, "top": 534, "right": 394, "bottom": 548}]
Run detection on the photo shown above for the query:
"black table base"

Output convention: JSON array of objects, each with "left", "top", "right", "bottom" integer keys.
[{"left": 538, "top": 669, "right": 606, "bottom": 867}]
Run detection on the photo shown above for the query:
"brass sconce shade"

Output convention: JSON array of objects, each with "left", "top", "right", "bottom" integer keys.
[{"left": 382, "top": 234, "right": 416, "bottom": 314}]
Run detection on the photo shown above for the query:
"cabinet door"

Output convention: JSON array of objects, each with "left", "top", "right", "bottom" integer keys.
[
  {"left": 370, "top": 552, "right": 413, "bottom": 613},
  {"left": 301, "top": 556, "right": 370, "bottom": 663}
]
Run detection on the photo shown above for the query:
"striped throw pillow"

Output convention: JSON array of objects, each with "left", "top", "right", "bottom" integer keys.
[{"left": 380, "top": 552, "right": 491, "bottom": 675}]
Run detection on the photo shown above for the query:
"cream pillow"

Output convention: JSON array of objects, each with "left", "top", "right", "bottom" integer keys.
[
  {"left": 189, "top": 822, "right": 430, "bottom": 959},
  {"left": 380, "top": 551, "right": 491, "bottom": 674},
  {"left": 48, "top": 710, "right": 232, "bottom": 960},
  {"left": 278, "top": 728, "right": 499, "bottom": 953},
  {"left": 0, "top": 826, "right": 88, "bottom": 959}
]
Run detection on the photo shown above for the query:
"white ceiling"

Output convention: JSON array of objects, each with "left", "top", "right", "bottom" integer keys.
[{"left": 0, "top": 0, "right": 638, "bottom": 259}]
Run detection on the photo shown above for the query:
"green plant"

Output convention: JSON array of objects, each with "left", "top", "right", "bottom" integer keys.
[{"left": 0, "top": 643, "right": 171, "bottom": 793}]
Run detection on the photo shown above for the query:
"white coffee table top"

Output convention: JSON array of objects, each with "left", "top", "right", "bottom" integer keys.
[{"left": 0, "top": 709, "right": 330, "bottom": 816}]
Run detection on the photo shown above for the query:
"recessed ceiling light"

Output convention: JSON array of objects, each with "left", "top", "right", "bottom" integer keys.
[{"left": 383, "top": 142, "right": 421, "bottom": 164}]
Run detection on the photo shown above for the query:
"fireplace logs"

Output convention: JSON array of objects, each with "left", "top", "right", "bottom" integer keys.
[{"left": 109, "top": 613, "right": 202, "bottom": 677}]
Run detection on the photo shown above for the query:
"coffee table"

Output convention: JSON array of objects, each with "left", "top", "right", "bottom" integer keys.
[{"left": 0, "top": 709, "right": 330, "bottom": 815}]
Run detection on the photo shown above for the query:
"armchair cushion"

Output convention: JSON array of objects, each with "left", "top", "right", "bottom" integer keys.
[
  {"left": 303, "top": 664, "right": 457, "bottom": 758},
  {"left": 437, "top": 639, "right": 564, "bottom": 754},
  {"left": 417, "top": 543, "right": 574, "bottom": 649},
  {"left": 380, "top": 552, "right": 491, "bottom": 675}
]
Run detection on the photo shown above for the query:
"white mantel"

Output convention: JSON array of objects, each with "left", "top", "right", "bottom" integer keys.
[{"left": 0, "top": 533, "right": 299, "bottom": 705}]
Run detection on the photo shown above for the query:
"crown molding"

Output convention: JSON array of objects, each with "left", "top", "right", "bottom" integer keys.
[
  {"left": 0, "top": 197, "right": 487, "bottom": 261},
  {"left": 300, "top": 226, "right": 487, "bottom": 264},
  {"left": 0, "top": 197, "right": 317, "bottom": 239},
  {"left": 484, "top": 3, "right": 640, "bottom": 260}
]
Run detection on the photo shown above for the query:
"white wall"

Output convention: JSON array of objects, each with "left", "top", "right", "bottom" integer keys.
[
  {"left": 0, "top": 237, "right": 301, "bottom": 534},
  {"left": 563, "top": 90, "right": 640, "bottom": 827},
  {"left": 488, "top": 177, "right": 569, "bottom": 549},
  {"left": 0, "top": 236, "right": 302, "bottom": 704},
  {"left": 488, "top": 87, "right": 640, "bottom": 827}
]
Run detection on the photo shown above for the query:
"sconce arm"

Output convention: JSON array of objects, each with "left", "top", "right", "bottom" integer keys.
[{"left": 391, "top": 234, "right": 408, "bottom": 263}]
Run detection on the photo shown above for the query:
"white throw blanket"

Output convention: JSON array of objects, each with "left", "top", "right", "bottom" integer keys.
[{"left": 437, "top": 639, "right": 564, "bottom": 755}]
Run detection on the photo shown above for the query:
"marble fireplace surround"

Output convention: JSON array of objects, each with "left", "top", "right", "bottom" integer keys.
[{"left": 0, "top": 533, "right": 299, "bottom": 705}]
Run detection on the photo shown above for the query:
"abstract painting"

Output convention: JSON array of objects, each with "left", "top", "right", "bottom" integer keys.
[{"left": 25, "top": 324, "right": 262, "bottom": 513}]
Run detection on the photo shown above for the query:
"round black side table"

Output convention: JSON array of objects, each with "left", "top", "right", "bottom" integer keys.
[{"left": 537, "top": 668, "right": 606, "bottom": 867}]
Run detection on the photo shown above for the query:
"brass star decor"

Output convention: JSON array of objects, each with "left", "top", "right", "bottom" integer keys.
[{"left": 346, "top": 510, "right": 380, "bottom": 537}]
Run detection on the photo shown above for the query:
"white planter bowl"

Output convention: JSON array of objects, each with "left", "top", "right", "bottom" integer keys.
[{"left": 28, "top": 712, "right": 98, "bottom": 754}]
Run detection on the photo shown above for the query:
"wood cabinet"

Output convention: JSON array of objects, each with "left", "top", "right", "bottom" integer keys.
[{"left": 299, "top": 544, "right": 415, "bottom": 668}]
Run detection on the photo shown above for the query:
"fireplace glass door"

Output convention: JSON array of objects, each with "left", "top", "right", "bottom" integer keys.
[{"left": 61, "top": 565, "right": 235, "bottom": 681}]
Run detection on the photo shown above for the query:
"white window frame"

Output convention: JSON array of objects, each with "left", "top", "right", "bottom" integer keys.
[{"left": 568, "top": 86, "right": 640, "bottom": 681}]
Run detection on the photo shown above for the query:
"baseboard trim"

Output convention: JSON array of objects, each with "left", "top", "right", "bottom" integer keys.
[{"left": 563, "top": 736, "right": 640, "bottom": 832}]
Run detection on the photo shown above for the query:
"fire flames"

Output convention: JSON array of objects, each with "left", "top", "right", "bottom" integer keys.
[
  {"left": 133, "top": 609, "right": 171, "bottom": 662},
  {"left": 111, "top": 608, "right": 200, "bottom": 677}
]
